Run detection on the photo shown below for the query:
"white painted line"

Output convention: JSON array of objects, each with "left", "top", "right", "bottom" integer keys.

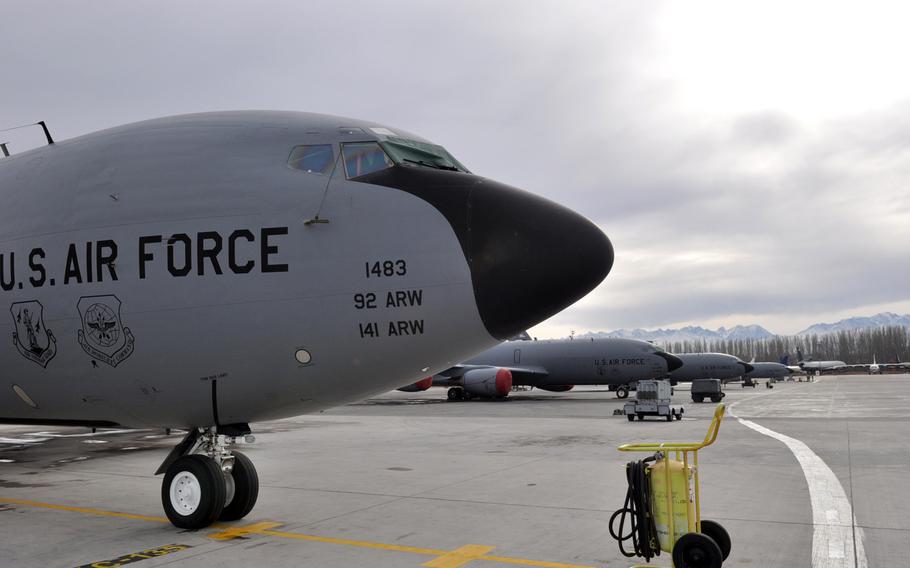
[{"left": 729, "top": 405, "right": 867, "bottom": 568}]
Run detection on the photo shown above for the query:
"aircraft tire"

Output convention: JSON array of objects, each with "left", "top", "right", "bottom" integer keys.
[
  {"left": 447, "top": 388, "right": 464, "bottom": 401},
  {"left": 219, "top": 451, "right": 259, "bottom": 522},
  {"left": 162, "top": 455, "right": 226, "bottom": 529},
  {"left": 616, "top": 387, "right": 629, "bottom": 399}
]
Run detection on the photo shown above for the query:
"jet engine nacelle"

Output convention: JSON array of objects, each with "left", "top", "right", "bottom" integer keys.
[
  {"left": 397, "top": 377, "right": 434, "bottom": 392},
  {"left": 537, "top": 384, "right": 574, "bottom": 392},
  {"left": 462, "top": 368, "right": 512, "bottom": 397}
]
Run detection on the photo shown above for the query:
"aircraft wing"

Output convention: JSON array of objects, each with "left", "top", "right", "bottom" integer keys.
[{"left": 432, "top": 364, "right": 550, "bottom": 387}]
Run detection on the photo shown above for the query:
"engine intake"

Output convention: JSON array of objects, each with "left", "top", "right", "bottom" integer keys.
[{"left": 462, "top": 368, "right": 512, "bottom": 397}]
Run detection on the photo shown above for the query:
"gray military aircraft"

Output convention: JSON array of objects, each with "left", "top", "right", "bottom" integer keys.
[
  {"left": 743, "top": 361, "right": 792, "bottom": 381},
  {"left": 796, "top": 349, "right": 846, "bottom": 374},
  {"left": 669, "top": 353, "right": 754, "bottom": 382},
  {"left": 0, "top": 111, "right": 613, "bottom": 529},
  {"left": 399, "top": 337, "right": 683, "bottom": 400}
]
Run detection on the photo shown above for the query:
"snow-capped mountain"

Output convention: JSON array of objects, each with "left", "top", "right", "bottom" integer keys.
[
  {"left": 576, "top": 312, "right": 910, "bottom": 342},
  {"left": 579, "top": 324, "right": 775, "bottom": 343},
  {"left": 797, "top": 312, "right": 910, "bottom": 335}
]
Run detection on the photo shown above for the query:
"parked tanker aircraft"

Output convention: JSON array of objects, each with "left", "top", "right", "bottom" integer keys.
[
  {"left": 0, "top": 112, "right": 613, "bottom": 529},
  {"left": 743, "top": 360, "right": 792, "bottom": 381},
  {"left": 796, "top": 349, "right": 846, "bottom": 374},
  {"left": 669, "top": 353, "right": 753, "bottom": 383},
  {"left": 399, "top": 337, "right": 683, "bottom": 400}
]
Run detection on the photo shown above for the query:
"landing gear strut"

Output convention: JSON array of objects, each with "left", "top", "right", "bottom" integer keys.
[{"left": 158, "top": 426, "right": 259, "bottom": 529}]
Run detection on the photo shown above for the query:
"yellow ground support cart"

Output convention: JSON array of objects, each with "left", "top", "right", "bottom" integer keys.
[{"left": 609, "top": 404, "right": 729, "bottom": 568}]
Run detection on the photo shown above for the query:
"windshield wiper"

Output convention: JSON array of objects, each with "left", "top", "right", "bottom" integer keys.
[{"left": 402, "top": 158, "right": 459, "bottom": 172}]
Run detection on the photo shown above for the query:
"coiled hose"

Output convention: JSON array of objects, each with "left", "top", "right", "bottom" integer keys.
[{"left": 609, "top": 456, "right": 660, "bottom": 561}]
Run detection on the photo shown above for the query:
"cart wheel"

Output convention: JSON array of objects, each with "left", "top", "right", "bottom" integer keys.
[
  {"left": 672, "top": 533, "right": 723, "bottom": 568},
  {"left": 666, "top": 412, "right": 673, "bottom": 421},
  {"left": 627, "top": 414, "right": 634, "bottom": 422},
  {"left": 699, "top": 520, "right": 731, "bottom": 560},
  {"left": 637, "top": 413, "right": 644, "bottom": 421}
]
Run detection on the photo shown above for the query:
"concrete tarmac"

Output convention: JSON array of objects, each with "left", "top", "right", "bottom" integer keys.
[{"left": 0, "top": 375, "right": 907, "bottom": 567}]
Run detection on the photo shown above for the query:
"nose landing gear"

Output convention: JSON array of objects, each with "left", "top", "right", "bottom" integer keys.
[{"left": 157, "top": 426, "right": 260, "bottom": 529}]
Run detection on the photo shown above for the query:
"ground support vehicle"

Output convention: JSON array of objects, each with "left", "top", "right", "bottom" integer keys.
[
  {"left": 623, "top": 380, "right": 683, "bottom": 421},
  {"left": 691, "top": 379, "right": 725, "bottom": 403}
]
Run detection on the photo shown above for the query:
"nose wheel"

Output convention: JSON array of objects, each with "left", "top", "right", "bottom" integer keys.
[
  {"left": 159, "top": 428, "right": 260, "bottom": 529},
  {"left": 219, "top": 451, "right": 259, "bottom": 521},
  {"left": 163, "top": 455, "right": 226, "bottom": 529}
]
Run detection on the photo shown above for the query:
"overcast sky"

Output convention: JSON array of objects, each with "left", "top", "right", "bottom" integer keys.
[{"left": 3, "top": 1, "right": 909, "bottom": 337}]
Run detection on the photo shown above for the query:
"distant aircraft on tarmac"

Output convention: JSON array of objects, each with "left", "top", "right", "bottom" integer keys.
[
  {"left": 669, "top": 353, "right": 754, "bottom": 383},
  {"left": 863, "top": 354, "right": 910, "bottom": 374},
  {"left": 743, "top": 359, "right": 792, "bottom": 381},
  {"left": 0, "top": 111, "right": 613, "bottom": 529},
  {"left": 399, "top": 337, "right": 682, "bottom": 400},
  {"left": 796, "top": 349, "right": 846, "bottom": 374}
]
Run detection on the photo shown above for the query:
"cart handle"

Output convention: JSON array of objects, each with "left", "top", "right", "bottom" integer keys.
[{"left": 618, "top": 403, "right": 725, "bottom": 453}]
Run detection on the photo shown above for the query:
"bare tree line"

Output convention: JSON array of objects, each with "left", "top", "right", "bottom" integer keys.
[{"left": 659, "top": 325, "right": 910, "bottom": 364}]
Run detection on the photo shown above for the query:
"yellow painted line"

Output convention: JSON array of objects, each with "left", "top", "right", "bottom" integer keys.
[
  {"left": 423, "top": 544, "right": 496, "bottom": 568},
  {"left": 0, "top": 497, "right": 169, "bottom": 524},
  {"left": 207, "top": 521, "right": 283, "bottom": 541},
  {"left": 1, "top": 497, "right": 602, "bottom": 568}
]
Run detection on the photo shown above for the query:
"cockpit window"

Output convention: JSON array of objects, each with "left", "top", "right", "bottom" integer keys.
[
  {"left": 288, "top": 144, "right": 335, "bottom": 175},
  {"left": 380, "top": 137, "right": 469, "bottom": 173},
  {"left": 342, "top": 142, "right": 394, "bottom": 179}
]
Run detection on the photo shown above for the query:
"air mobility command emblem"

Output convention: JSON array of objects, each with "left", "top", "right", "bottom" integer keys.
[
  {"left": 77, "top": 295, "right": 135, "bottom": 367},
  {"left": 10, "top": 300, "right": 57, "bottom": 368}
]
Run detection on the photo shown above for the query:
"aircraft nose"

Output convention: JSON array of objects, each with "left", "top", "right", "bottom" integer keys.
[
  {"left": 657, "top": 352, "right": 684, "bottom": 372},
  {"left": 463, "top": 178, "right": 613, "bottom": 339},
  {"left": 356, "top": 167, "right": 614, "bottom": 340}
]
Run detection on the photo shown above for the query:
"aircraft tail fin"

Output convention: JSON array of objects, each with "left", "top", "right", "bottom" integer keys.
[{"left": 780, "top": 355, "right": 789, "bottom": 365}]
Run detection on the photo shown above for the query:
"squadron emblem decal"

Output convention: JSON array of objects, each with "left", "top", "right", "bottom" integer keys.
[
  {"left": 10, "top": 301, "right": 57, "bottom": 367},
  {"left": 77, "top": 295, "right": 135, "bottom": 367}
]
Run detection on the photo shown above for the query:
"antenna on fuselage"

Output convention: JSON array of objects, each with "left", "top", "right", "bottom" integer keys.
[
  {"left": 0, "top": 143, "right": 9, "bottom": 158},
  {"left": 0, "top": 120, "right": 56, "bottom": 150}
]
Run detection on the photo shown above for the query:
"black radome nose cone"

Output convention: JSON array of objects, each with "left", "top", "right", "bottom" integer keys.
[
  {"left": 657, "top": 352, "right": 685, "bottom": 372},
  {"left": 464, "top": 179, "right": 613, "bottom": 339},
  {"left": 356, "top": 166, "right": 614, "bottom": 340}
]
